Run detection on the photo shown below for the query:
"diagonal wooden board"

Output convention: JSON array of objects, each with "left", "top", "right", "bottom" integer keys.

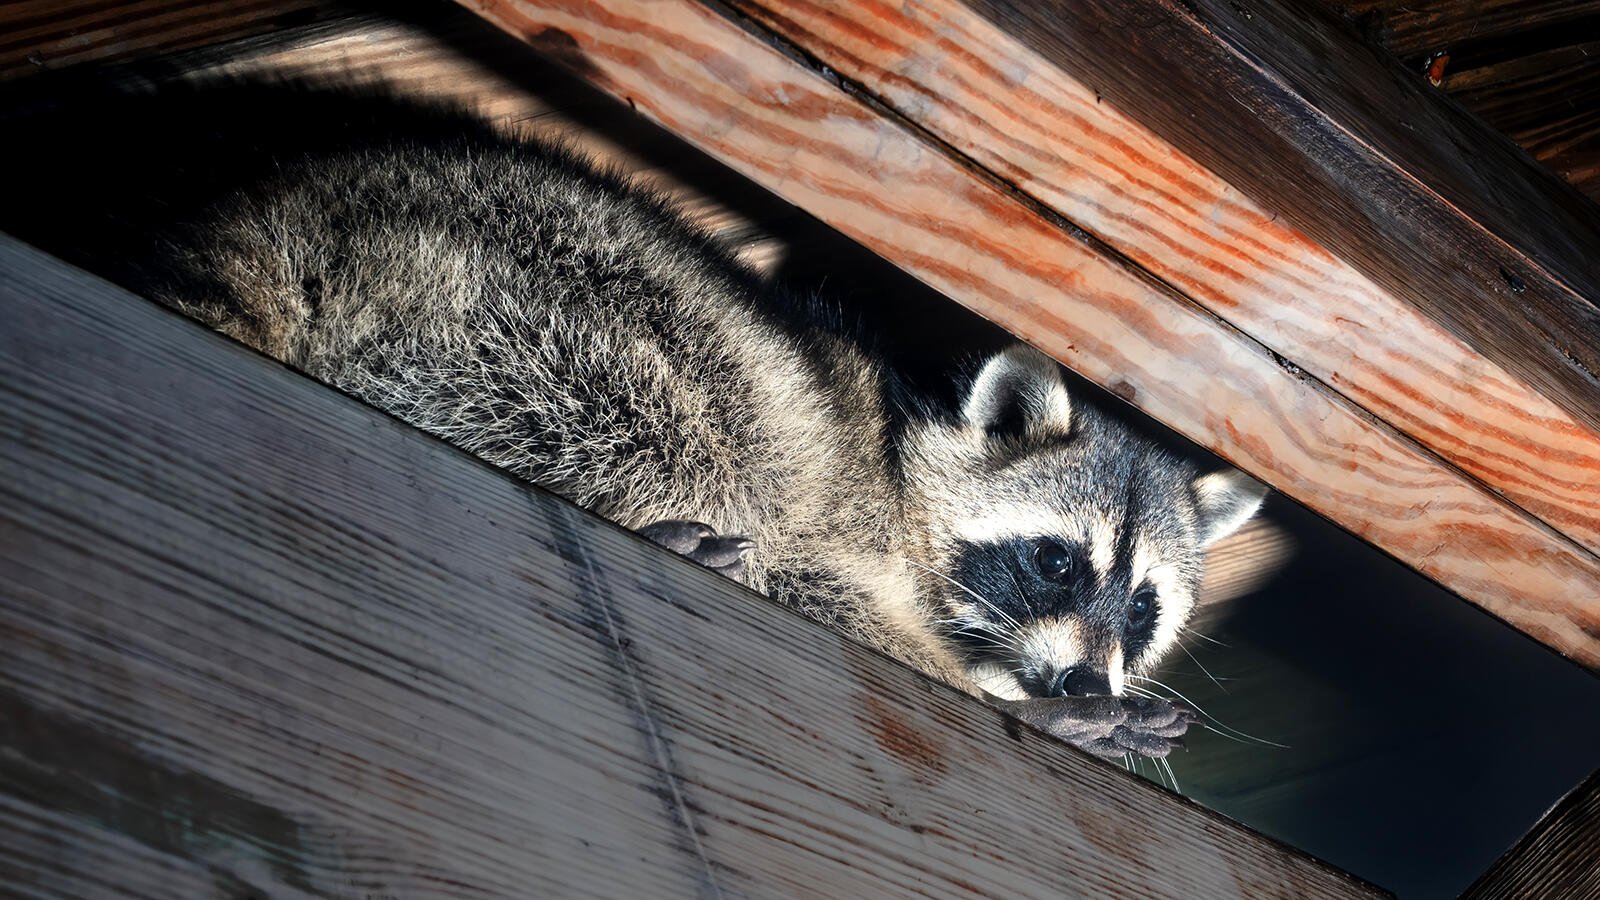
[
  {"left": 0, "top": 0, "right": 331, "bottom": 78},
  {"left": 458, "top": 0, "right": 1600, "bottom": 669},
  {"left": 721, "top": 0, "right": 1600, "bottom": 560},
  {"left": 957, "top": 0, "right": 1600, "bottom": 439},
  {"left": 0, "top": 237, "right": 1383, "bottom": 897}
]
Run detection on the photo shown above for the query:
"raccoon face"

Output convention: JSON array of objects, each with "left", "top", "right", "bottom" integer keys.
[{"left": 902, "top": 346, "right": 1266, "bottom": 701}]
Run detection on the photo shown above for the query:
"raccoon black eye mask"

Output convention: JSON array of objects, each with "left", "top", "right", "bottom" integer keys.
[{"left": 3, "top": 80, "right": 1264, "bottom": 763}]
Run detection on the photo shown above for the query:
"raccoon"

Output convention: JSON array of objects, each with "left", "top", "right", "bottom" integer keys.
[{"left": 1, "top": 79, "right": 1264, "bottom": 760}]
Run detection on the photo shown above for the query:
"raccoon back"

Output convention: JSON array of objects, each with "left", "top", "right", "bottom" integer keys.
[{"left": 2, "top": 80, "right": 902, "bottom": 590}]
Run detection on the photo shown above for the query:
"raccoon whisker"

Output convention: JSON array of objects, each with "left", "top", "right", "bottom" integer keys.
[
  {"left": 926, "top": 570, "right": 1024, "bottom": 633},
  {"left": 1196, "top": 723, "right": 1291, "bottom": 750},
  {"left": 1179, "top": 625, "right": 1230, "bottom": 649},
  {"left": 1127, "top": 674, "right": 1291, "bottom": 749},
  {"left": 907, "top": 559, "right": 1025, "bottom": 632},
  {"left": 1122, "top": 684, "right": 1163, "bottom": 702},
  {"left": 1006, "top": 567, "right": 1036, "bottom": 618},
  {"left": 1125, "top": 674, "right": 1207, "bottom": 711},
  {"left": 1141, "top": 756, "right": 1164, "bottom": 790},
  {"left": 961, "top": 632, "right": 1024, "bottom": 656},
  {"left": 1173, "top": 637, "right": 1229, "bottom": 695},
  {"left": 935, "top": 617, "right": 1024, "bottom": 655},
  {"left": 1159, "top": 757, "right": 1182, "bottom": 795}
]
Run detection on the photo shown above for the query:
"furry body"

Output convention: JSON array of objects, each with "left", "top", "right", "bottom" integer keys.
[{"left": 4, "top": 82, "right": 1263, "bottom": 755}]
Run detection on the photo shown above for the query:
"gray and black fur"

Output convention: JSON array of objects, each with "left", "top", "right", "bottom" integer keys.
[{"left": 2, "top": 79, "right": 1265, "bottom": 760}]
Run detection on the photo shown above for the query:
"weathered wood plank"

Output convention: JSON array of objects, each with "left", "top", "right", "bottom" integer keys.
[
  {"left": 1311, "top": 1, "right": 1600, "bottom": 202},
  {"left": 1462, "top": 769, "right": 1600, "bottom": 900},
  {"left": 717, "top": 0, "right": 1600, "bottom": 559},
  {"left": 1333, "top": 0, "right": 1600, "bottom": 60},
  {"left": 0, "top": 0, "right": 335, "bottom": 80},
  {"left": 0, "top": 237, "right": 1384, "bottom": 897},
  {"left": 954, "top": 0, "right": 1600, "bottom": 444},
  {"left": 458, "top": 0, "right": 1600, "bottom": 668},
  {"left": 1443, "top": 39, "right": 1600, "bottom": 203}
]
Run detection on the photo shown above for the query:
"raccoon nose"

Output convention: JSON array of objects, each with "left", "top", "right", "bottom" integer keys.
[{"left": 1053, "top": 666, "right": 1112, "bottom": 697}]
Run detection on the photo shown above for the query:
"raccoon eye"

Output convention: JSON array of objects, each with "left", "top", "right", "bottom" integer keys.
[
  {"left": 1033, "top": 539, "right": 1073, "bottom": 582},
  {"left": 1128, "top": 588, "right": 1159, "bottom": 630}
]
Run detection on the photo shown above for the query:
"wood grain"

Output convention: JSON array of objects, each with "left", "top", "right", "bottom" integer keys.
[
  {"left": 0, "top": 0, "right": 335, "bottom": 80},
  {"left": 0, "top": 236, "right": 1383, "bottom": 898},
  {"left": 459, "top": 0, "right": 1600, "bottom": 668},
  {"left": 1462, "top": 768, "right": 1600, "bottom": 900},
  {"left": 719, "top": 0, "right": 1600, "bottom": 559},
  {"left": 1332, "top": 0, "right": 1600, "bottom": 60},
  {"left": 1447, "top": 40, "right": 1600, "bottom": 196},
  {"left": 1315, "top": 0, "right": 1600, "bottom": 202},
  {"left": 954, "top": 0, "right": 1600, "bottom": 445}
]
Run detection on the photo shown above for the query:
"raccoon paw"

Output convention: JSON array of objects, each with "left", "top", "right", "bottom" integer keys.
[
  {"left": 994, "top": 694, "right": 1195, "bottom": 761},
  {"left": 638, "top": 519, "right": 755, "bottom": 579}
]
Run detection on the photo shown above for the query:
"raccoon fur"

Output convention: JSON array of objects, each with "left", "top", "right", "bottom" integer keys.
[{"left": 2, "top": 79, "right": 1265, "bottom": 759}]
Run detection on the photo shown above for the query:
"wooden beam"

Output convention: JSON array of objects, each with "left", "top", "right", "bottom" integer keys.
[
  {"left": 712, "top": 0, "right": 1600, "bottom": 559},
  {"left": 0, "top": 0, "right": 336, "bottom": 81},
  {"left": 1332, "top": 0, "right": 1600, "bottom": 61},
  {"left": 457, "top": 0, "right": 1600, "bottom": 668},
  {"left": 0, "top": 236, "right": 1382, "bottom": 897},
  {"left": 1438, "top": 41, "right": 1600, "bottom": 205},
  {"left": 954, "top": 0, "right": 1600, "bottom": 440},
  {"left": 1463, "top": 768, "right": 1600, "bottom": 900}
]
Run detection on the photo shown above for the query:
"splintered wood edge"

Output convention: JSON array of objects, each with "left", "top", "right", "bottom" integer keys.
[
  {"left": 0, "top": 236, "right": 1383, "bottom": 897},
  {"left": 458, "top": 0, "right": 1600, "bottom": 670}
]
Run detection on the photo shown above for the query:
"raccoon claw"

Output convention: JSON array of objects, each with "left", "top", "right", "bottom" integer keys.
[
  {"left": 1121, "top": 696, "right": 1197, "bottom": 737},
  {"left": 1082, "top": 729, "right": 1184, "bottom": 760},
  {"left": 638, "top": 520, "right": 715, "bottom": 554},
  {"left": 994, "top": 695, "right": 1126, "bottom": 744},
  {"left": 1111, "top": 725, "right": 1183, "bottom": 758},
  {"left": 994, "top": 694, "right": 1194, "bottom": 761},
  {"left": 638, "top": 519, "right": 754, "bottom": 578}
]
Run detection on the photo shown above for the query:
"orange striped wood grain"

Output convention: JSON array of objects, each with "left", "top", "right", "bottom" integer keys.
[
  {"left": 459, "top": 0, "right": 1600, "bottom": 669},
  {"left": 724, "top": 0, "right": 1600, "bottom": 560}
]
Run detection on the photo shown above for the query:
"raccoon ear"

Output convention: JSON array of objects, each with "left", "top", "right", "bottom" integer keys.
[
  {"left": 1192, "top": 470, "right": 1268, "bottom": 546},
  {"left": 962, "top": 345, "right": 1073, "bottom": 439}
]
